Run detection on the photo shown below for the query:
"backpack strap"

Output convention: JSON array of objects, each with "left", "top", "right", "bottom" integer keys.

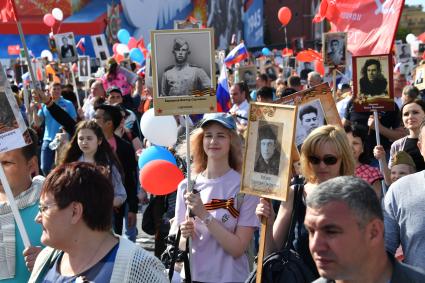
[{"left": 283, "top": 175, "right": 304, "bottom": 249}]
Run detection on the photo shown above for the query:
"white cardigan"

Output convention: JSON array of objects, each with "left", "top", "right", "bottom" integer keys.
[{"left": 29, "top": 236, "right": 168, "bottom": 283}]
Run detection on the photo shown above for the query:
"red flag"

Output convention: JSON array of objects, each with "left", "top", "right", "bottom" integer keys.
[
  {"left": 7, "top": 44, "right": 20, "bottom": 55},
  {"left": 137, "top": 37, "right": 149, "bottom": 60},
  {"left": 313, "top": 0, "right": 404, "bottom": 56},
  {"left": 0, "top": 0, "right": 18, "bottom": 22}
]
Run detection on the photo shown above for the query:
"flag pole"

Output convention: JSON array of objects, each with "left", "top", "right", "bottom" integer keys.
[{"left": 11, "top": 0, "right": 39, "bottom": 90}]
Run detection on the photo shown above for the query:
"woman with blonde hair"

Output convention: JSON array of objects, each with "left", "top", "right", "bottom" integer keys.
[
  {"left": 175, "top": 113, "right": 259, "bottom": 282},
  {"left": 256, "top": 125, "right": 355, "bottom": 277}
]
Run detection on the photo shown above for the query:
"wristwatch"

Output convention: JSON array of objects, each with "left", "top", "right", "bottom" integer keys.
[{"left": 201, "top": 213, "right": 213, "bottom": 226}]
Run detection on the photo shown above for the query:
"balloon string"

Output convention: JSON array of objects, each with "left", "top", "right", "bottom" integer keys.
[{"left": 284, "top": 26, "right": 288, "bottom": 50}]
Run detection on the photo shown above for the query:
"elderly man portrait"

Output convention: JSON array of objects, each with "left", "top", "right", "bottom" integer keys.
[
  {"left": 254, "top": 124, "right": 281, "bottom": 176},
  {"left": 359, "top": 58, "right": 388, "bottom": 97},
  {"left": 161, "top": 37, "right": 211, "bottom": 97}
]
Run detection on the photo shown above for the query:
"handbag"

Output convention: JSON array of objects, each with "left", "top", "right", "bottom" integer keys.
[{"left": 245, "top": 176, "right": 316, "bottom": 283}]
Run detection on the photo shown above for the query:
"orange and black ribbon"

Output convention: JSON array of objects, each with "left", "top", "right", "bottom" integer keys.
[{"left": 204, "top": 198, "right": 239, "bottom": 218}]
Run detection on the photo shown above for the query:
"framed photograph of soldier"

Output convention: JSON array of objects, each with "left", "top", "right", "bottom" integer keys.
[
  {"left": 151, "top": 28, "right": 217, "bottom": 116},
  {"left": 90, "top": 34, "right": 111, "bottom": 66},
  {"left": 352, "top": 54, "right": 394, "bottom": 112},
  {"left": 414, "top": 64, "right": 425, "bottom": 91},
  {"left": 237, "top": 65, "right": 257, "bottom": 90},
  {"left": 0, "top": 63, "right": 31, "bottom": 152},
  {"left": 275, "top": 83, "right": 342, "bottom": 150},
  {"left": 264, "top": 63, "right": 278, "bottom": 82},
  {"left": 174, "top": 19, "right": 202, "bottom": 30},
  {"left": 78, "top": 56, "right": 91, "bottom": 81},
  {"left": 398, "top": 60, "right": 415, "bottom": 78},
  {"left": 297, "top": 61, "right": 314, "bottom": 81},
  {"left": 395, "top": 43, "right": 411, "bottom": 64},
  {"left": 54, "top": 32, "right": 78, "bottom": 64},
  {"left": 241, "top": 102, "right": 297, "bottom": 201},
  {"left": 323, "top": 32, "right": 347, "bottom": 67}
]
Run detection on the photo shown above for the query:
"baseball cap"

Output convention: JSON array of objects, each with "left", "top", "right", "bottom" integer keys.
[
  {"left": 106, "top": 86, "right": 122, "bottom": 96},
  {"left": 200, "top": 113, "right": 236, "bottom": 131}
]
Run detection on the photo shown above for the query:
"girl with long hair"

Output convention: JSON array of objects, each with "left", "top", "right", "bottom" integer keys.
[
  {"left": 61, "top": 120, "right": 126, "bottom": 208},
  {"left": 174, "top": 113, "right": 259, "bottom": 282}
]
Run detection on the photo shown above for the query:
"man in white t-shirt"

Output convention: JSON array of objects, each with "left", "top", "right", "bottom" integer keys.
[{"left": 229, "top": 82, "right": 250, "bottom": 132}]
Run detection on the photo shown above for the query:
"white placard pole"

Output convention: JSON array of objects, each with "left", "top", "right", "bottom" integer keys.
[
  {"left": 0, "top": 164, "right": 30, "bottom": 248},
  {"left": 69, "top": 62, "right": 81, "bottom": 109}
]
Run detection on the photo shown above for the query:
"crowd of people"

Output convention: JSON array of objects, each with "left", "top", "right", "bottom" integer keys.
[{"left": 1, "top": 35, "right": 425, "bottom": 283}]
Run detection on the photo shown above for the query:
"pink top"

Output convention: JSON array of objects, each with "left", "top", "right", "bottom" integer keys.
[
  {"left": 101, "top": 69, "right": 132, "bottom": 96},
  {"left": 175, "top": 169, "right": 260, "bottom": 282}
]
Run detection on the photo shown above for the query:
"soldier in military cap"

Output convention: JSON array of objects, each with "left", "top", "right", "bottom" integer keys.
[
  {"left": 254, "top": 124, "right": 281, "bottom": 175},
  {"left": 161, "top": 37, "right": 211, "bottom": 96}
]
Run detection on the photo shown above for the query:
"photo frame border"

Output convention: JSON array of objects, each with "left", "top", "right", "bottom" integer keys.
[
  {"left": 54, "top": 32, "right": 78, "bottom": 64},
  {"left": 352, "top": 53, "right": 394, "bottom": 112},
  {"left": 241, "top": 102, "right": 297, "bottom": 201},
  {"left": 151, "top": 28, "right": 217, "bottom": 116},
  {"left": 322, "top": 32, "right": 347, "bottom": 68},
  {"left": 414, "top": 64, "right": 425, "bottom": 91},
  {"left": 77, "top": 56, "right": 91, "bottom": 81}
]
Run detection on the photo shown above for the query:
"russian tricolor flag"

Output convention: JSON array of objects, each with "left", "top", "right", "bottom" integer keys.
[
  {"left": 216, "top": 64, "right": 231, "bottom": 113},
  {"left": 224, "top": 42, "right": 249, "bottom": 67},
  {"left": 76, "top": 38, "right": 86, "bottom": 54}
]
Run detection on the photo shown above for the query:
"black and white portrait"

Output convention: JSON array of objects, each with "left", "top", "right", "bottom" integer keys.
[
  {"left": 358, "top": 58, "right": 389, "bottom": 97},
  {"left": 296, "top": 99, "right": 326, "bottom": 147},
  {"left": 207, "top": 0, "right": 243, "bottom": 50},
  {"left": 90, "top": 34, "right": 110, "bottom": 65},
  {"left": 323, "top": 32, "right": 347, "bottom": 67},
  {"left": 152, "top": 30, "right": 214, "bottom": 97},
  {"left": 415, "top": 66, "right": 425, "bottom": 90},
  {"left": 254, "top": 121, "right": 282, "bottom": 176},
  {"left": 299, "top": 62, "right": 314, "bottom": 81},
  {"left": 54, "top": 32, "right": 78, "bottom": 64},
  {"left": 78, "top": 56, "right": 90, "bottom": 80},
  {"left": 238, "top": 65, "right": 257, "bottom": 90},
  {"left": 396, "top": 44, "right": 411, "bottom": 63}
]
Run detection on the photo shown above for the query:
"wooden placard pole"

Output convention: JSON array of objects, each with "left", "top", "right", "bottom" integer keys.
[
  {"left": 256, "top": 216, "right": 268, "bottom": 283},
  {"left": 0, "top": 163, "right": 30, "bottom": 248},
  {"left": 332, "top": 68, "right": 337, "bottom": 101}
]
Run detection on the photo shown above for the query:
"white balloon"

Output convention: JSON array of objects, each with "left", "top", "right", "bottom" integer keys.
[
  {"left": 116, "top": 43, "right": 129, "bottom": 55},
  {"left": 406, "top": 33, "right": 417, "bottom": 44},
  {"left": 40, "top": 50, "right": 53, "bottom": 62},
  {"left": 52, "top": 8, "right": 63, "bottom": 21},
  {"left": 140, "top": 108, "right": 178, "bottom": 147}
]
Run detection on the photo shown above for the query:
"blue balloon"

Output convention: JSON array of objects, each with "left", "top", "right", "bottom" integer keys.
[
  {"left": 138, "top": 145, "right": 177, "bottom": 170},
  {"left": 117, "top": 29, "right": 131, "bottom": 44},
  {"left": 129, "top": 48, "right": 144, "bottom": 63},
  {"left": 262, "top": 47, "right": 271, "bottom": 56}
]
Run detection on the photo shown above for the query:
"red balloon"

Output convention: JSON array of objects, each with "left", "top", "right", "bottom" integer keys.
[
  {"left": 139, "top": 160, "right": 184, "bottom": 195},
  {"left": 278, "top": 7, "right": 292, "bottom": 26},
  {"left": 43, "top": 14, "right": 56, "bottom": 27},
  {"left": 128, "top": 37, "right": 138, "bottom": 49}
]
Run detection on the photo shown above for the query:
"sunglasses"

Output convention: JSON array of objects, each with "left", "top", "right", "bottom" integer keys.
[{"left": 307, "top": 155, "right": 339, "bottom": 165}]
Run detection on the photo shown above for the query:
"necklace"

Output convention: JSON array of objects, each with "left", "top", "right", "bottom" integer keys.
[{"left": 61, "top": 233, "right": 110, "bottom": 276}]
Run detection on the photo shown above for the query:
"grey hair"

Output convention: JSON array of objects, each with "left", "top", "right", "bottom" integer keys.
[
  {"left": 306, "top": 176, "right": 383, "bottom": 227},
  {"left": 308, "top": 71, "right": 322, "bottom": 82}
]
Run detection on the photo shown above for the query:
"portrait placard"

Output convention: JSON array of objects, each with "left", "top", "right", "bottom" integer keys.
[
  {"left": 352, "top": 54, "right": 394, "bottom": 112},
  {"left": 241, "top": 102, "right": 297, "bottom": 201},
  {"left": 0, "top": 62, "right": 31, "bottom": 153},
  {"left": 275, "top": 83, "right": 342, "bottom": 150},
  {"left": 78, "top": 56, "right": 91, "bottom": 81},
  {"left": 395, "top": 43, "right": 411, "bottom": 64},
  {"left": 323, "top": 32, "right": 347, "bottom": 67},
  {"left": 151, "top": 28, "right": 217, "bottom": 116},
  {"left": 414, "top": 64, "right": 425, "bottom": 91},
  {"left": 90, "top": 34, "right": 110, "bottom": 66},
  {"left": 237, "top": 65, "right": 257, "bottom": 90},
  {"left": 54, "top": 32, "right": 78, "bottom": 64}
]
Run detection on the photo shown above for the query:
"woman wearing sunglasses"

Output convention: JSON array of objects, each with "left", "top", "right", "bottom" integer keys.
[{"left": 256, "top": 125, "right": 355, "bottom": 276}]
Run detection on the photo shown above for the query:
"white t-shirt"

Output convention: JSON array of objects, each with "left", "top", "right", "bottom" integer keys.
[
  {"left": 175, "top": 169, "right": 260, "bottom": 282},
  {"left": 230, "top": 100, "right": 249, "bottom": 125}
]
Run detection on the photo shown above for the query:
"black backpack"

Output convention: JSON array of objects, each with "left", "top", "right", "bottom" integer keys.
[{"left": 246, "top": 177, "right": 317, "bottom": 283}]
